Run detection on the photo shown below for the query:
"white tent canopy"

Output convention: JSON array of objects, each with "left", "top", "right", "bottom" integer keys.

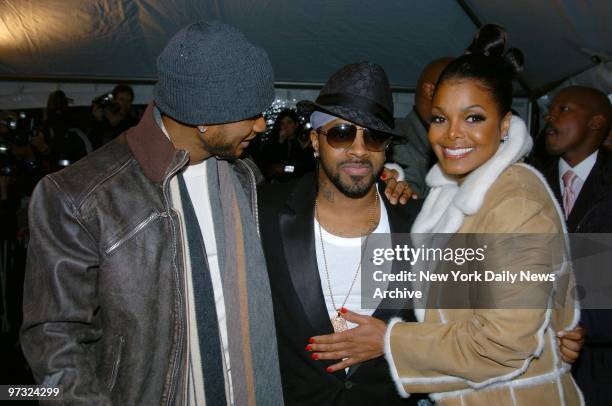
[{"left": 0, "top": 0, "right": 609, "bottom": 110}]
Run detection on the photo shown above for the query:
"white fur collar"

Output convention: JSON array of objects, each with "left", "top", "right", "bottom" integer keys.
[{"left": 412, "top": 116, "right": 533, "bottom": 234}]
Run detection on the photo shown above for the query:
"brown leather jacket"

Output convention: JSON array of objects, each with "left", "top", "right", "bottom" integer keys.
[{"left": 20, "top": 104, "right": 258, "bottom": 405}]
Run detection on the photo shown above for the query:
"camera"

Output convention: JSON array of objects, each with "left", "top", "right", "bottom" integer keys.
[
  {"left": 0, "top": 111, "right": 37, "bottom": 175},
  {"left": 92, "top": 92, "right": 120, "bottom": 114},
  {"left": 0, "top": 140, "right": 15, "bottom": 176},
  {"left": 57, "top": 159, "right": 72, "bottom": 168}
]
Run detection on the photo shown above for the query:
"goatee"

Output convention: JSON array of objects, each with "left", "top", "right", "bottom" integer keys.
[{"left": 322, "top": 159, "right": 383, "bottom": 198}]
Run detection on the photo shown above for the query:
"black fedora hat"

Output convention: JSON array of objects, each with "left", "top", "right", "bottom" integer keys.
[{"left": 297, "top": 61, "right": 401, "bottom": 136}]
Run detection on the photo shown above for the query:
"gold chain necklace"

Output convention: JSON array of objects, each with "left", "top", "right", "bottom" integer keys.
[{"left": 314, "top": 190, "right": 379, "bottom": 333}]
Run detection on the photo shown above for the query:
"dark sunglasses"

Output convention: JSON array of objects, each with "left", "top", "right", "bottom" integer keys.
[{"left": 317, "top": 123, "right": 392, "bottom": 152}]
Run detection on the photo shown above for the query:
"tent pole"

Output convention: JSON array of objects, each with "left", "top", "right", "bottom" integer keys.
[{"left": 456, "top": 0, "right": 482, "bottom": 27}]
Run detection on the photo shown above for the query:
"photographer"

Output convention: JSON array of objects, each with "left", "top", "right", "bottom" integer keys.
[
  {"left": 0, "top": 117, "right": 17, "bottom": 237},
  {"left": 1, "top": 113, "right": 48, "bottom": 201},
  {"left": 0, "top": 112, "right": 45, "bottom": 347},
  {"left": 89, "top": 84, "right": 140, "bottom": 146},
  {"left": 258, "top": 108, "right": 315, "bottom": 182}
]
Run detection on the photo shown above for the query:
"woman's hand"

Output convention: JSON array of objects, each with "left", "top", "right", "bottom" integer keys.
[
  {"left": 557, "top": 326, "right": 585, "bottom": 363},
  {"left": 307, "top": 309, "right": 386, "bottom": 372},
  {"left": 381, "top": 168, "right": 418, "bottom": 204}
]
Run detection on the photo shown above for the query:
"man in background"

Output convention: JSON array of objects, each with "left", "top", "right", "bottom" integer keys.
[
  {"left": 90, "top": 84, "right": 141, "bottom": 146},
  {"left": 388, "top": 57, "right": 452, "bottom": 198},
  {"left": 541, "top": 85, "right": 612, "bottom": 405}
]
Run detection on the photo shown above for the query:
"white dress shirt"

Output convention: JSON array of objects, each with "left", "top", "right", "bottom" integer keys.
[{"left": 558, "top": 150, "right": 598, "bottom": 198}]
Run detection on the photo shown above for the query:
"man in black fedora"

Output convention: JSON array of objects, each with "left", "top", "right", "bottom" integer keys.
[{"left": 258, "top": 62, "right": 428, "bottom": 405}]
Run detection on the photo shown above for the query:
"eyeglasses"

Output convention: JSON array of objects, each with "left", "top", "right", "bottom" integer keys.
[{"left": 317, "top": 123, "right": 392, "bottom": 152}]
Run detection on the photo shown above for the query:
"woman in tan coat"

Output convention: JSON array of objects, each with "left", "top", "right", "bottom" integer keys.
[{"left": 310, "top": 25, "right": 584, "bottom": 405}]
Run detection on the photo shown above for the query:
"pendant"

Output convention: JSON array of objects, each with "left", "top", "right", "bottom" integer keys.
[{"left": 331, "top": 313, "right": 348, "bottom": 333}]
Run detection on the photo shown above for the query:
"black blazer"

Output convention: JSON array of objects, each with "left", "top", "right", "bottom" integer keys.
[
  {"left": 540, "top": 150, "right": 612, "bottom": 406},
  {"left": 541, "top": 150, "right": 612, "bottom": 233},
  {"left": 258, "top": 174, "right": 426, "bottom": 406}
]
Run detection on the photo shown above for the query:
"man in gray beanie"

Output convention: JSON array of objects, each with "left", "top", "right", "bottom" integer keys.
[{"left": 21, "top": 20, "right": 284, "bottom": 405}]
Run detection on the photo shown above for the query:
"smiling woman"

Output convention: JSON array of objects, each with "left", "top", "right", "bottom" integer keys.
[
  {"left": 428, "top": 79, "right": 511, "bottom": 181},
  {"left": 426, "top": 24, "right": 523, "bottom": 181},
  {"left": 379, "top": 25, "right": 585, "bottom": 405}
]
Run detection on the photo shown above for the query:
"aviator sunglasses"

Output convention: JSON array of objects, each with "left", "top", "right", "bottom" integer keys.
[{"left": 317, "top": 123, "right": 392, "bottom": 152}]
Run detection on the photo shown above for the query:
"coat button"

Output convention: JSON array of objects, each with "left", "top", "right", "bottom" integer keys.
[{"left": 344, "top": 380, "right": 354, "bottom": 389}]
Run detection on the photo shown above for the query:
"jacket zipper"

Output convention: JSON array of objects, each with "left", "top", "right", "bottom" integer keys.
[
  {"left": 105, "top": 212, "right": 161, "bottom": 255},
  {"left": 161, "top": 154, "right": 189, "bottom": 406},
  {"left": 237, "top": 159, "right": 260, "bottom": 236}
]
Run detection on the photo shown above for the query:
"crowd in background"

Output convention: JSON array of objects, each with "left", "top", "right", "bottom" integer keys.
[
  {"left": 1, "top": 80, "right": 611, "bottom": 308},
  {"left": 1, "top": 67, "right": 611, "bottom": 402},
  {"left": 0, "top": 84, "right": 142, "bottom": 386}
]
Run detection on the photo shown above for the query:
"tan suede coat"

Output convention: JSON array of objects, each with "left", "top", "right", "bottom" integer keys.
[{"left": 385, "top": 163, "right": 583, "bottom": 405}]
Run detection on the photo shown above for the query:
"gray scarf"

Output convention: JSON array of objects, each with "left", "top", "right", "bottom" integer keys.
[{"left": 207, "top": 158, "right": 284, "bottom": 405}]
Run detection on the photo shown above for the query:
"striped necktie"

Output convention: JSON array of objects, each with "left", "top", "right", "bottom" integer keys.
[{"left": 561, "top": 169, "right": 582, "bottom": 219}]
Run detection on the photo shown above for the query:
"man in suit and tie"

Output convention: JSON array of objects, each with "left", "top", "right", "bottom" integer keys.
[
  {"left": 542, "top": 85, "right": 612, "bottom": 232},
  {"left": 541, "top": 85, "right": 612, "bottom": 405},
  {"left": 258, "top": 62, "right": 428, "bottom": 405}
]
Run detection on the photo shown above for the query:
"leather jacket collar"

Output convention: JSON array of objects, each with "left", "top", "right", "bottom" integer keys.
[{"left": 126, "top": 103, "right": 182, "bottom": 183}]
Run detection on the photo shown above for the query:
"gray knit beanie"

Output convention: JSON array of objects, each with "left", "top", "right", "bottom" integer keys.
[{"left": 154, "top": 21, "right": 274, "bottom": 125}]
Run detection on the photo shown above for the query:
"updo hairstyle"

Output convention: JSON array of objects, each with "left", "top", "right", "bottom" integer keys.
[{"left": 436, "top": 24, "right": 524, "bottom": 117}]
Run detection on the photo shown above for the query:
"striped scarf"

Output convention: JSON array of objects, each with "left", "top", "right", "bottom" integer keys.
[{"left": 171, "top": 158, "right": 284, "bottom": 405}]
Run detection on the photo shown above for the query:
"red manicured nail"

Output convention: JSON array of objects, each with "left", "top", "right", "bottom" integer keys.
[
  {"left": 309, "top": 337, "right": 315, "bottom": 344},
  {"left": 326, "top": 367, "right": 333, "bottom": 373},
  {"left": 306, "top": 345, "right": 312, "bottom": 351},
  {"left": 340, "top": 307, "right": 348, "bottom": 314},
  {"left": 312, "top": 353, "right": 318, "bottom": 360},
  {"left": 380, "top": 173, "right": 387, "bottom": 180}
]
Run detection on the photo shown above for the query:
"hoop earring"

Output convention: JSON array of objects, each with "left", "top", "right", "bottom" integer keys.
[{"left": 502, "top": 133, "right": 509, "bottom": 142}]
